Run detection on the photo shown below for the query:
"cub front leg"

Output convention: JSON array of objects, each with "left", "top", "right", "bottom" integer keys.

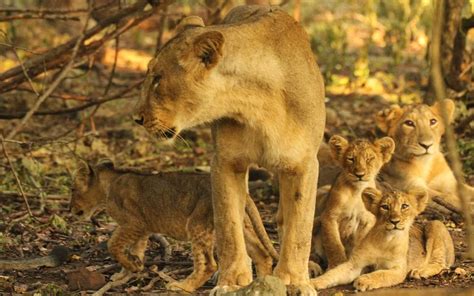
[
  {"left": 354, "top": 268, "right": 406, "bottom": 291},
  {"left": 274, "top": 160, "right": 318, "bottom": 295},
  {"left": 320, "top": 214, "right": 347, "bottom": 269},
  {"left": 211, "top": 156, "right": 252, "bottom": 293},
  {"left": 108, "top": 226, "right": 146, "bottom": 273}
]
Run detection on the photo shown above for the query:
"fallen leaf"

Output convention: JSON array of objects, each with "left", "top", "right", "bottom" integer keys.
[{"left": 67, "top": 267, "right": 106, "bottom": 291}]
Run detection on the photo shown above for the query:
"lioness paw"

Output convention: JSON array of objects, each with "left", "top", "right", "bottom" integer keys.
[
  {"left": 354, "top": 275, "right": 378, "bottom": 291},
  {"left": 209, "top": 285, "right": 242, "bottom": 296},
  {"left": 287, "top": 283, "right": 317, "bottom": 296}
]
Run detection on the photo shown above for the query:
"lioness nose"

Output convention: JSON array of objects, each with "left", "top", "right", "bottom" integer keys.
[
  {"left": 419, "top": 142, "right": 433, "bottom": 150},
  {"left": 134, "top": 116, "right": 145, "bottom": 126}
]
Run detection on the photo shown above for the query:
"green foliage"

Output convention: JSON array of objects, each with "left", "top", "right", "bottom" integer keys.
[{"left": 458, "top": 138, "right": 474, "bottom": 175}]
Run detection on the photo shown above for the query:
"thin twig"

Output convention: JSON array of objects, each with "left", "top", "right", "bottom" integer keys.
[
  {"left": 1, "top": 136, "right": 33, "bottom": 216},
  {"left": 103, "top": 37, "right": 120, "bottom": 96},
  {"left": 0, "top": 80, "right": 141, "bottom": 120},
  {"left": 5, "top": 6, "right": 93, "bottom": 140},
  {"left": 0, "top": 14, "right": 80, "bottom": 22},
  {"left": 93, "top": 273, "right": 140, "bottom": 296}
]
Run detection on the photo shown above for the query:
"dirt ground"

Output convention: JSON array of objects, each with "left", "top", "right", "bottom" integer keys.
[{"left": 0, "top": 92, "right": 472, "bottom": 295}]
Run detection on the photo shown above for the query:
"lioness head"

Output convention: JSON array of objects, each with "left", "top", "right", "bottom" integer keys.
[
  {"left": 329, "top": 135, "right": 395, "bottom": 183},
  {"left": 361, "top": 186, "right": 428, "bottom": 231},
  {"left": 70, "top": 161, "right": 113, "bottom": 220},
  {"left": 375, "top": 99, "right": 455, "bottom": 159},
  {"left": 134, "top": 16, "right": 225, "bottom": 139}
]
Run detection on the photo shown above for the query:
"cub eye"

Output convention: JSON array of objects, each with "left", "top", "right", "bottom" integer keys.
[
  {"left": 404, "top": 120, "right": 415, "bottom": 127},
  {"left": 347, "top": 156, "right": 354, "bottom": 163},
  {"left": 430, "top": 118, "right": 437, "bottom": 125},
  {"left": 152, "top": 75, "right": 162, "bottom": 91},
  {"left": 380, "top": 204, "right": 389, "bottom": 211},
  {"left": 401, "top": 204, "right": 409, "bottom": 210}
]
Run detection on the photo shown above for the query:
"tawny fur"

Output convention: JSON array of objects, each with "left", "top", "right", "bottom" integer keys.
[
  {"left": 134, "top": 5, "right": 325, "bottom": 295},
  {"left": 312, "top": 136, "right": 395, "bottom": 269},
  {"left": 375, "top": 99, "right": 474, "bottom": 210},
  {"left": 70, "top": 162, "right": 278, "bottom": 293},
  {"left": 311, "top": 186, "right": 454, "bottom": 292}
]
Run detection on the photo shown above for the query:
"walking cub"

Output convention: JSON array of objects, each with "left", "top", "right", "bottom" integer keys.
[
  {"left": 312, "top": 185, "right": 454, "bottom": 292},
  {"left": 312, "top": 135, "right": 395, "bottom": 269},
  {"left": 70, "top": 161, "right": 278, "bottom": 293}
]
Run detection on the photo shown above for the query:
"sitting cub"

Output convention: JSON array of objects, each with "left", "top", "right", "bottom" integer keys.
[
  {"left": 312, "top": 135, "right": 395, "bottom": 269},
  {"left": 70, "top": 161, "right": 278, "bottom": 293},
  {"left": 311, "top": 185, "right": 454, "bottom": 291}
]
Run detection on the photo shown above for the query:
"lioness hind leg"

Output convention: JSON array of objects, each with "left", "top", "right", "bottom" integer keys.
[
  {"left": 108, "top": 226, "right": 146, "bottom": 273},
  {"left": 409, "top": 221, "right": 454, "bottom": 279},
  {"left": 243, "top": 213, "right": 274, "bottom": 277},
  {"left": 166, "top": 229, "right": 217, "bottom": 293},
  {"left": 273, "top": 162, "right": 318, "bottom": 295}
]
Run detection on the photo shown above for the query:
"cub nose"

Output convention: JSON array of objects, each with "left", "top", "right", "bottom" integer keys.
[
  {"left": 390, "top": 218, "right": 400, "bottom": 225},
  {"left": 355, "top": 172, "right": 365, "bottom": 179},
  {"left": 419, "top": 142, "right": 432, "bottom": 150},
  {"left": 134, "top": 116, "right": 145, "bottom": 126}
]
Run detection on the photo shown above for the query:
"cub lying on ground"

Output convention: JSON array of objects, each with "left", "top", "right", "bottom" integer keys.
[
  {"left": 312, "top": 135, "right": 395, "bottom": 270},
  {"left": 375, "top": 99, "right": 474, "bottom": 209},
  {"left": 312, "top": 184, "right": 454, "bottom": 291},
  {"left": 70, "top": 161, "right": 278, "bottom": 293}
]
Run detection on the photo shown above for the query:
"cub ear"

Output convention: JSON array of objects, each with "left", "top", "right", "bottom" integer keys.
[
  {"left": 76, "top": 160, "right": 95, "bottom": 187},
  {"left": 361, "top": 187, "right": 382, "bottom": 215},
  {"left": 328, "top": 135, "right": 349, "bottom": 162},
  {"left": 375, "top": 137, "right": 395, "bottom": 163},
  {"left": 408, "top": 187, "right": 428, "bottom": 213},
  {"left": 176, "top": 16, "right": 205, "bottom": 35},
  {"left": 193, "top": 31, "right": 224, "bottom": 69},
  {"left": 375, "top": 105, "right": 404, "bottom": 134},
  {"left": 431, "top": 99, "right": 455, "bottom": 123}
]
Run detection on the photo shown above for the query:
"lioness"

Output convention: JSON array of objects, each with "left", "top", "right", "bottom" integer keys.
[
  {"left": 311, "top": 185, "right": 454, "bottom": 292},
  {"left": 70, "top": 161, "right": 278, "bottom": 293},
  {"left": 134, "top": 5, "right": 325, "bottom": 294},
  {"left": 312, "top": 135, "right": 395, "bottom": 269},
  {"left": 375, "top": 99, "right": 474, "bottom": 209}
]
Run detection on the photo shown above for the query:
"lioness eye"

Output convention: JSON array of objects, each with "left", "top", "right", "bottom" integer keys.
[
  {"left": 401, "top": 204, "right": 409, "bottom": 210},
  {"left": 430, "top": 118, "right": 437, "bottom": 125},
  {"left": 152, "top": 75, "right": 162, "bottom": 90},
  {"left": 380, "top": 204, "right": 389, "bottom": 210},
  {"left": 404, "top": 120, "right": 415, "bottom": 127}
]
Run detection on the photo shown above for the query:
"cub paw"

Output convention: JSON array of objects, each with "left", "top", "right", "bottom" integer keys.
[
  {"left": 310, "top": 277, "right": 328, "bottom": 290},
  {"left": 122, "top": 253, "right": 144, "bottom": 272},
  {"left": 209, "top": 285, "right": 242, "bottom": 296},
  {"left": 166, "top": 281, "right": 194, "bottom": 293},
  {"left": 308, "top": 261, "right": 323, "bottom": 278},
  {"left": 354, "top": 275, "right": 378, "bottom": 291},
  {"left": 409, "top": 267, "right": 437, "bottom": 280},
  {"left": 287, "top": 282, "right": 317, "bottom": 296}
]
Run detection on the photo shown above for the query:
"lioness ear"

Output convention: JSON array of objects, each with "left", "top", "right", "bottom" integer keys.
[
  {"left": 375, "top": 105, "right": 404, "bottom": 133},
  {"left": 176, "top": 16, "right": 205, "bottom": 35},
  {"left": 408, "top": 187, "right": 428, "bottom": 213},
  {"left": 361, "top": 187, "right": 382, "bottom": 215},
  {"left": 431, "top": 99, "right": 455, "bottom": 123},
  {"left": 328, "top": 135, "right": 349, "bottom": 162},
  {"left": 193, "top": 31, "right": 224, "bottom": 69},
  {"left": 375, "top": 137, "right": 395, "bottom": 163}
]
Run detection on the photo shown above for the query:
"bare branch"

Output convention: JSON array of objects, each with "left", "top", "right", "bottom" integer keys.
[{"left": 0, "top": 14, "right": 80, "bottom": 22}]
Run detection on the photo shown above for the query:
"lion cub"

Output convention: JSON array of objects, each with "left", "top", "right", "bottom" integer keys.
[
  {"left": 312, "top": 135, "right": 395, "bottom": 269},
  {"left": 70, "top": 161, "right": 278, "bottom": 293},
  {"left": 312, "top": 185, "right": 454, "bottom": 292}
]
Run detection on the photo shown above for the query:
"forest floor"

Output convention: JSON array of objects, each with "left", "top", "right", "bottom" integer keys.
[{"left": 0, "top": 90, "right": 473, "bottom": 295}]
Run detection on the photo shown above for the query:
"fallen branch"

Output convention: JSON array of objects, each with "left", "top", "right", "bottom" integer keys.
[
  {"left": 1, "top": 136, "right": 33, "bottom": 216},
  {"left": 0, "top": 0, "right": 152, "bottom": 93},
  {"left": 0, "top": 14, "right": 80, "bottom": 22},
  {"left": 93, "top": 272, "right": 142, "bottom": 296},
  {"left": 0, "top": 191, "right": 69, "bottom": 201},
  {"left": 5, "top": 5, "right": 92, "bottom": 140}
]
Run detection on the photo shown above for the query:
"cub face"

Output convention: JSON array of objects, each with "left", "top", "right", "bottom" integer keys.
[
  {"left": 375, "top": 99, "right": 455, "bottom": 159},
  {"left": 134, "top": 17, "right": 225, "bottom": 140},
  {"left": 328, "top": 135, "right": 395, "bottom": 183},
  {"left": 70, "top": 162, "right": 104, "bottom": 220},
  {"left": 361, "top": 186, "right": 428, "bottom": 231}
]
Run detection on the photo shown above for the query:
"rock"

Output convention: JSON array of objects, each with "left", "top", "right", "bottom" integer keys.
[
  {"left": 221, "top": 276, "right": 286, "bottom": 296},
  {"left": 67, "top": 267, "right": 106, "bottom": 291}
]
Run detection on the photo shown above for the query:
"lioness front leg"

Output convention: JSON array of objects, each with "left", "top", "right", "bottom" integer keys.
[
  {"left": 211, "top": 156, "right": 252, "bottom": 293},
  {"left": 274, "top": 160, "right": 318, "bottom": 295},
  {"left": 354, "top": 268, "right": 406, "bottom": 291}
]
